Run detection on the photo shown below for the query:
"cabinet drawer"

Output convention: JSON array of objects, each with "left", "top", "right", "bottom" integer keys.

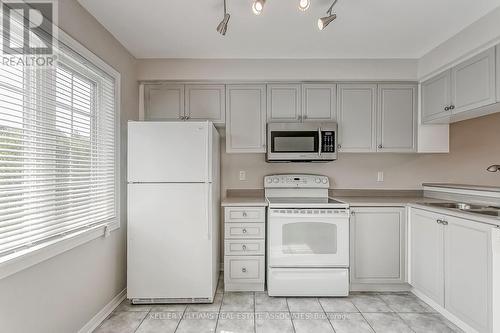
[
  {"left": 225, "top": 256, "right": 265, "bottom": 283},
  {"left": 225, "top": 239, "right": 265, "bottom": 256},
  {"left": 224, "top": 207, "right": 265, "bottom": 222},
  {"left": 225, "top": 223, "right": 265, "bottom": 239}
]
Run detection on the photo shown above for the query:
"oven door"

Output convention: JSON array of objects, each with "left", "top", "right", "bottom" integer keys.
[{"left": 268, "top": 209, "right": 349, "bottom": 268}]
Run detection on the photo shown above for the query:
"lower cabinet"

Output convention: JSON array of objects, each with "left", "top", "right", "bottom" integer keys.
[
  {"left": 350, "top": 207, "right": 406, "bottom": 286},
  {"left": 410, "top": 208, "right": 497, "bottom": 333},
  {"left": 223, "top": 206, "right": 266, "bottom": 291}
]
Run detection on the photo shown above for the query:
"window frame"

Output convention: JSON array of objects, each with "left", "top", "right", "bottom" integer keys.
[{"left": 0, "top": 28, "right": 121, "bottom": 280}]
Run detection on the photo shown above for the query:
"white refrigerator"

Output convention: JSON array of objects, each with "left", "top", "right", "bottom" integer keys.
[{"left": 127, "top": 121, "right": 220, "bottom": 303}]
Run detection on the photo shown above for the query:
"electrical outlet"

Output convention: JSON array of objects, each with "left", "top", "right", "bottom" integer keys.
[
  {"left": 239, "top": 171, "right": 246, "bottom": 181},
  {"left": 377, "top": 171, "right": 384, "bottom": 182}
]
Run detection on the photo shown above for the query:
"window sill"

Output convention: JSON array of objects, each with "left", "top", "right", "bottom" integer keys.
[{"left": 0, "top": 222, "right": 119, "bottom": 280}]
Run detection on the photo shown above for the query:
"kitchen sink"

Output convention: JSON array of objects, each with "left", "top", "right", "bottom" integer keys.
[
  {"left": 422, "top": 202, "right": 486, "bottom": 210},
  {"left": 420, "top": 202, "right": 500, "bottom": 218}
]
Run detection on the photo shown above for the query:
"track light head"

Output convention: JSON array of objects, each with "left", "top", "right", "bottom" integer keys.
[
  {"left": 252, "top": 0, "right": 266, "bottom": 15},
  {"left": 318, "top": 0, "right": 338, "bottom": 30},
  {"left": 298, "top": 0, "right": 310, "bottom": 11},
  {"left": 318, "top": 13, "right": 336, "bottom": 30},
  {"left": 217, "top": 13, "right": 230, "bottom": 35}
]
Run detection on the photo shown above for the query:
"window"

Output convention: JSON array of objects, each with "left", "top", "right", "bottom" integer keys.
[{"left": 0, "top": 19, "right": 120, "bottom": 268}]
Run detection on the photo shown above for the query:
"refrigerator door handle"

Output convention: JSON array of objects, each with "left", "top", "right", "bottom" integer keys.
[{"left": 206, "top": 183, "right": 211, "bottom": 240}]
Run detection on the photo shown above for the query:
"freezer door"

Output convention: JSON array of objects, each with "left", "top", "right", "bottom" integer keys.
[
  {"left": 127, "top": 183, "right": 215, "bottom": 299},
  {"left": 128, "top": 121, "right": 211, "bottom": 183}
]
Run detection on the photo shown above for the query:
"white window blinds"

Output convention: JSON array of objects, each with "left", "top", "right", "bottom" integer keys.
[{"left": 0, "top": 18, "right": 119, "bottom": 260}]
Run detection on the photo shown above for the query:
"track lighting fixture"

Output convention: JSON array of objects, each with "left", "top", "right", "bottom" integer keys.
[
  {"left": 215, "top": 0, "right": 341, "bottom": 34},
  {"left": 252, "top": 0, "right": 266, "bottom": 15},
  {"left": 318, "top": 0, "right": 338, "bottom": 30},
  {"left": 216, "top": 0, "right": 230, "bottom": 35},
  {"left": 298, "top": 0, "right": 310, "bottom": 11}
]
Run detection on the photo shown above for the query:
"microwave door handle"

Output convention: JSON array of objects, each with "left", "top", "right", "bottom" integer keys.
[{"left": 318, "top": 127, "right": 322, "bottom": 157}]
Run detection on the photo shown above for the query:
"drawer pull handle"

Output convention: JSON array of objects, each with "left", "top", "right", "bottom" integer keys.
[
  {"left": 242, "top": 228, "right": 247, "bottom": 233},
  {"left": 242, "top": 267, "right": 247, "bottom": 273},
  {"left": 242, "top": 212, "right": 248, "bottom": 217},
  {"left": 242, "top": 245, "right": 247, "bottom": 251}
]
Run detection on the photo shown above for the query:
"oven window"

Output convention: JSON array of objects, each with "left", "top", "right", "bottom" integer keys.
[
  {"left": 271, "top": 131, "right": 318, "bottom": 153},
  {"left": 282, "top": 222, "right": 337, "bottom": 254}
]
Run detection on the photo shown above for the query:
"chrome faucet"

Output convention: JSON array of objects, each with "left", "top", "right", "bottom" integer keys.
[{"left": 487, "top": 165, "right": 500, "bottom": 172}]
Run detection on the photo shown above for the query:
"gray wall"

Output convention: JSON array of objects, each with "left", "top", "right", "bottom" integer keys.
[{"left": 0, "top": 0, "right": 138, "bottom": 332}]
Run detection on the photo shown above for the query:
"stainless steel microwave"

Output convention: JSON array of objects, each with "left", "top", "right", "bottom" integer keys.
[{"left": 266, "top": 122, "right": 338, "bottom": 162}]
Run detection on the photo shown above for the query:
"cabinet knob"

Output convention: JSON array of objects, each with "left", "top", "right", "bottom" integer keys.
[
  {"left": 378, "top": 144, "right": 383, "bottom": 149},
  {"left": 449, "top": 105, "right": 455, "bottom": 110},
  {"left": 303, "top": 115, "right": 308, "bottom": 119},
  {"left": 242, "top": 211, "right": 247, "bottom": 217},
  {"left": 242, "top": 245, "right": 247, "bottom": 251},
  {"left": 242, "top": 267, "right": 247, "bottom": 273},
  {"left": 444, "top": 106, "right": 450, "bottom": 111},
  {"left": 242, "top": 228, "right": 247, "bottom": 233},
  {"left": 442, "top": 220, "right": 448, "bottom": 225},
  {"left": 338, "top": 144, "right": 342, "bottom": 149},
  {"left": 437, "top": 219, "right": 448, "bottom": 225}
]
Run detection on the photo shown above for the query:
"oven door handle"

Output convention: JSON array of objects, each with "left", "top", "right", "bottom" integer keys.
[{"left": 318, "top": 127, "right": 322, "bottom": 157}]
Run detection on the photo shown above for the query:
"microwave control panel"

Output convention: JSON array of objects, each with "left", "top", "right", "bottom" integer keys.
[{"left": 321, "top": 131, "right": 335, "bottom": 152}]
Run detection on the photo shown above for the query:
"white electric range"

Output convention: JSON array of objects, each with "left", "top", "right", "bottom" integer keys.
[{"left": 265, "top": 174, "right": 350, "bottom": 297}]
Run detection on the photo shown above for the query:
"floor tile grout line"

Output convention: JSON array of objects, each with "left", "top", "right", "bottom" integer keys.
[
  {"left": 394, "top": 311, "right": 417, "bottom": 333},
  {"left": 214, "top": 289, "right": 224, "bottom": 333},
  {"left": 172, "top": 304, "right": 187, "bottom": 333},
  {"left": 350, "top": 297, "right": 377, "bottom": 333},
  {"left": 132, "top": 305, "right": 152, "bottom": 333},
  {"left": 318, "top": 298, "right": 337, "bottom": 333},
  {"left": 285, "top": 298, "right": 297, "bottom": 333}
]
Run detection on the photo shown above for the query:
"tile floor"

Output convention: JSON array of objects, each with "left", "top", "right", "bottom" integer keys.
[{"left": 94, "top": 276, "right": 463, "bottom": 333}]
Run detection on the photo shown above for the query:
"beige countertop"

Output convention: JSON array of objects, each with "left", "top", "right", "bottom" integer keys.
[
  {"left": 423, "top": 183, "right": 500, "bottom": 193},
  {"left": 221, "top": 189, "right": 267, "bottom": 207},
  {"left": 331, "top": 196, "right": 443, "bottom": 207}
]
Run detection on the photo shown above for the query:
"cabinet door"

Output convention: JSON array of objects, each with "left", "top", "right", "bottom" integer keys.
[
  {"left": 451, "top": 48, "right": 496, "bottom": 114},
  {"left": 302, "top": 84, "right": 337, "bottom": 122},
  {"left": 226, "top": 85, "right": 267, "bottom": 153},
  {"left": 377, "top": 84, "right": 417, "bottom": 153},
  {"left": 495, "top": 45, "right": 500, "bottom": 102},
  {"left": 350, "top": 207, "right": 406, "bottom": 284},
  {"left": 267, "top": 84, "right": 301, "bottom": 122},
  {"left": 336, "top": 84, "right": 377, "bottom": 152},
  {"left": 144, "top": 84, "right": 184, "bottom": 120},
  {"left": 444, "top": 216, "right": 491, "bottom": 333},
  {"left": 421, "top": 70, "right": 452, "bottom": 123},
  {"left": 185, "top": 84, "right": 225, "bottom": 124},
  {"left": 409, "top": 208, "right": 444, "bottom": 306}
]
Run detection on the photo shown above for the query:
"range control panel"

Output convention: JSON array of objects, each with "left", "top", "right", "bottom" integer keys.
[{"left": 264, "top": 174, "right": 329, "bottom": 188}]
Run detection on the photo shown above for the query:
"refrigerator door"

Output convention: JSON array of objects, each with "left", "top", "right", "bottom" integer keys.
[
  {"left": 127, "top": 183, "right": 216, "bottom": 300},
  {"left": 128, "top": 121, "right": 212, "bottom": 183}
]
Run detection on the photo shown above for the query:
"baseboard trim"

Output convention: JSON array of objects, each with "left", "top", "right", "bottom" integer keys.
[
  {"left": 78, "top": 288, "right": 126, "bottom": 333},
  {"left": 411, "top": 288, "right": 477, "bottom": 333}
]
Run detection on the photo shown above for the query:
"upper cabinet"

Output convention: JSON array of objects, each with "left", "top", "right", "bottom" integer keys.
[
  {"left": 378, "top": 84, "right": 417, "bottom": 153},
  {"left": 496, "top": 45, "right": 500, "bottom": 102},
  {"left": 337, "top": 84, "right": 377, "bottom": 152},
  {"left": 451, "top": 48, "right": 496, "bottom": 115},
  {"left": 226, "top": 85, "right": 267, "bottom": 153},
  {"left": 142, "top": 83, "right": 225, "bottom": 124},
  {"left": 185, "top": 85, "right": 225, "bottom": 124},
  {"left": 144, "top": 83, "right": 184, "bottom": 120},
  {"left": 421, "top": 47, "right": 497, "bottom": 124},
  {"left": 267, "top": 83, "right": 337, "bottom": 122},
  {"left": 337, "top": 83, "right": 417, "bottom": 153},
  {"left": 302, "top": 84, "right": 337, "bottom": 122},
  {"left": 267, "top": 84, "right": 301, "bottom": 122},
  {"left": 421, "top": 70, "right": 452, "bottom": 123}
]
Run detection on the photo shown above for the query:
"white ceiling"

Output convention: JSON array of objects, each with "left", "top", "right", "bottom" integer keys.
[{"left": 78, "top": 0, "right": 500, "bottom": 59}]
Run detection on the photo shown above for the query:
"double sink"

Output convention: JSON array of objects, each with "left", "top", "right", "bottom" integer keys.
[{"left": 421, "top": 202, "right": 500, "bottom": 218}]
